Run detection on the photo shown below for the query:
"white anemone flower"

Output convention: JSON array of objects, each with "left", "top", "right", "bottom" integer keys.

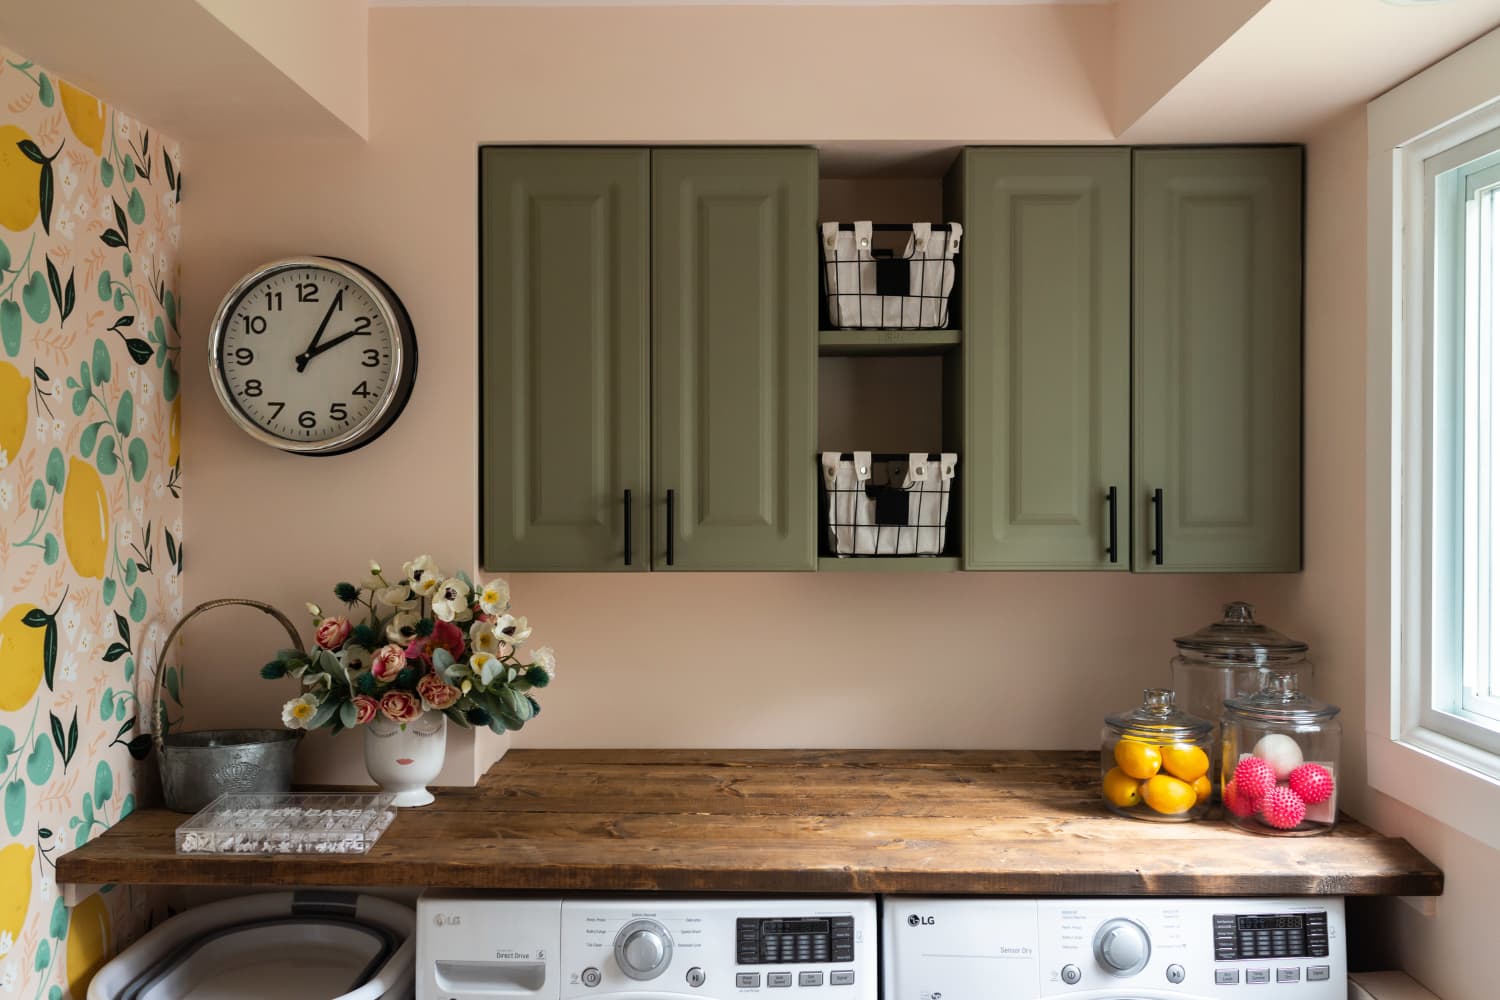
[
  {"left": 478, "top": 578, "right": 510, "bottom": 616},
  {"left": 403, "top": 554, "right": 442, "bottom": 595},
  {"left": 470, "top": 621, "right": 500, "bottom": 656},
  {"left": 496, "top": 614, "right": 532, "bottom": 645},
  {"left": 432, "top": 578, "right": 472, "bottom": 623},
  {"left": 282, "top": 694, "right": 320, "bottom": 729},
  {"left": 469, "top": 652, "right": 503, "bottom": 687},
  {"left": 385, "top": 611, "right": 420, "bottom": 645},
  {"left": 530, "top": 646, "right": 557, "bottom": 679},
  {"left": 375, "top": 584, "right": 416, "bottom": 610}
]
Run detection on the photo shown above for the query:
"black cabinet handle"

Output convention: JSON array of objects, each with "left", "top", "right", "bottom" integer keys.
[
  {"left": 1150, "top": 488, "right": 1164, "bottom": 566},
  {"left": 623, "top": 489, "right": 632, "bottom": 566},
  {"left": 1106, "top": 486, "right": 1119, "bottom": 564},
  {"left": 665, "top": 489, "right": 676, "bottom": 567}
]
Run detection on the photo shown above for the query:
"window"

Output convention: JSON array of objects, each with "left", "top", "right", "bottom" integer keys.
[
  {"left": 1427, "top": 129, "right": 1500, "bottom": 759},
  {"left": 1370, "top": 25, "right": 1500, "bottom": 850}
]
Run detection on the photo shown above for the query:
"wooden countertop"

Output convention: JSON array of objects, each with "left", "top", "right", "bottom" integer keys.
[{"left": 55, "top": 750, "right": 1443, "bottom": 898}]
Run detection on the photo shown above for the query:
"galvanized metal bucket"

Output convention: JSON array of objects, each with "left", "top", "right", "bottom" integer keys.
[{"left": 154, "top": 598, "right": 305, "bottom": 813}]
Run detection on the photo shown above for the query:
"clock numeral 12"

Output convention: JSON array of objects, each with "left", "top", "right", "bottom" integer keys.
[{"left": 297, "top": 281, "right": 319, "bottom": 303}]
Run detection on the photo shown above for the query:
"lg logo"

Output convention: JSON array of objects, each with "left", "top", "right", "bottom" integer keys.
[
  {"left": 433, "top": 913, "right": 462, "bottom": 927},
  {"left": 908, "top": 915, "right": 935, "bottom": 927}
]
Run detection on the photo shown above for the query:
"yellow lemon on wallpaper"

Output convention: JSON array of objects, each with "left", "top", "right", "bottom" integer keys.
[
  {"left": 63, "top": 457, "right": 109, "bottom": 579},
  {"left": 58, "top": 80, "right": 106, "bottom": 155},
  {"left": 0, "top": 124, "right": 42, "bottom": 232},
  {"left": 168, "top": 393, "right": 181, "bottom": 468},
  {"left": 0, "top": 843, "right": 35, "bottom": 944},
  {"left": 66, "top": 891, "right": 113, "bottom": 996},
  {"left": 0, "top": 604, "right": 47, "bottom": 711},
  {"left": 0, "top": 361, "right": 28, "bottom": 463}
]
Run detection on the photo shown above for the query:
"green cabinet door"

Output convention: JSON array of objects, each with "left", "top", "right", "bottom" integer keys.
[
  {"left": 652, "top": 149, "right": 818, "bottom": 570},
  {"left": 960, "top": 148, "right": 1132, "bottom": 569},
  {"left": 1133, "top": 147, "right": 1303, "bottom": 572},
  {"left": 479, "top": 148, "right": 650, "bottom": 571}
]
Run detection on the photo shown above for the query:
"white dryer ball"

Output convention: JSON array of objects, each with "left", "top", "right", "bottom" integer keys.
[{"left": 1252, "top": 733, "right": 1305, "bottom": 780}]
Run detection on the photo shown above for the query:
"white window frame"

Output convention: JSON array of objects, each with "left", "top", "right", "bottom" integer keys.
[{"left": 1369, "top": 23, "right": 1500, "bottom": 853}]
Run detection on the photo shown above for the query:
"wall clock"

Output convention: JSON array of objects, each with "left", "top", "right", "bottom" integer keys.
[{"left": 208, "top": 256, "right": 418, "bottom": 455}]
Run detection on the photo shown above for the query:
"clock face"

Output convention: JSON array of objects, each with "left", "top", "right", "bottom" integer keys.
[{"left": 209, "top": 258, "right": 416, "bottom": 454}]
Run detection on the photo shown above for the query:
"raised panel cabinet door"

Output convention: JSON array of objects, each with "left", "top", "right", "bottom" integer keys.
[
  {"left": 479, "top": 148, "right": 650, "bottom": 571},
  {"left": 961, "top": 148, "right": 1132, "bottom": 570},
  {"left": 1133, "top": 147, "right": 1303, "bottom": 572},
  {"left": 652, "top": 148, "right": 818, "bottom": 570}
]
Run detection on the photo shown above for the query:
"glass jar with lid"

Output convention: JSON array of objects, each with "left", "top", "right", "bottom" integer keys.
[
  {"left": 1101, "top": 689, "right": 1214, "bottom": 822},
  {"left": 1172, "top": 602, "right": 1312, "bottom": 788},
  {"left": 1222, "top": 670, "right": 1341, "bottom": 836}
]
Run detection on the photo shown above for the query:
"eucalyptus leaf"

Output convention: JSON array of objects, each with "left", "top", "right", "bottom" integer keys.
[
  {"left": 26, "top": 734, "right": 53, "bottom": 784},
  {"left": 0, "top": 299, "right": 20, "bottom": 357},
  {"left": 45, "top": 447, "right": 64, "bottom": 491},
  {"left": 94, "top": 760, "right": 113, "bottom": 804},
  {"left": 128, "top": 437, "right": 147, "bottom": 482},
  {"left": 92, "top": 338, "right": 110, "bottom": 384},
  {"left": 338, "top": 701, "right": 357, "bottom": 728},
  {"left": 96, "top": 434, "right": 118, "bottom": 475},
  {"left": 42, "top": 533, "right": 58, "bottom": 565},
  {"left": 115, "top": 389, "right": 133, "bottom": 435},
  {"left": 80, "top": 421, "right": 100, "bottom": 458},
  {"left": 3, "top": 779, "right": 23, "bottom": 836}
]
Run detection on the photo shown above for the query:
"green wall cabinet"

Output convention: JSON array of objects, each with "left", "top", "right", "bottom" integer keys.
[
  {"left": 480, "top": 147, "right": 817, "bottom": 572},
  {"left": 653, "top": 149, "right": 819, "bottom": 571},
  {"left": 479, "top": 148, "right": 650, "bottom": 572},
  {"left": 959, "top": 148, "right": 1132, "bottom": 570},
  {"left": 1132, "top": 147, "right": 1303, "bottom": 572}
]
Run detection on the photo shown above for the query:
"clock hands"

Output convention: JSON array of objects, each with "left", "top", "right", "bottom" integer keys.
[
  {"left": 299, "top": 327, "right": 373, "bottom": 364},
  {"left": 294, "top": 288, "right": 345, "bottom": 373}
]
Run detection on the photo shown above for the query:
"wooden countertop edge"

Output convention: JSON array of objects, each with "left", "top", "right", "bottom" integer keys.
[{"left": 53, "top": 750, "right": 1446, "bottom": 899}]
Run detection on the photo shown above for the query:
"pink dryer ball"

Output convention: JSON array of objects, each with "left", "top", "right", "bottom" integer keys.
[
  {"left": 1261, "top": 786, "right": 1307, "bottom": 830},
  {"left": 1224, "top": 779, "right": 1259, "bottom": 818},
  {"left": 1233, "top": 756, "right": 1277, "bottom": 800},
  {"left": 1288, "top": 763, "right": 1335, "bottom": 805}
]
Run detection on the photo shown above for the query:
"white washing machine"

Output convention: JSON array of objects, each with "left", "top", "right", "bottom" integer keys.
[
  {"left": 883, "top": 897, "right": 1346, "bottom": 1000},
  {"left": 417, "top": 894, "right": 877, "bottom": 1000}
]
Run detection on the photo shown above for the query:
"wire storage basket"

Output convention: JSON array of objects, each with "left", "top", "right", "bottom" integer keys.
[
  {"left": 820, "top": 221, "right": 962, "bottom": 330},
  {"left": 820, "top": 451, "right": 957, "bottom": 556}
]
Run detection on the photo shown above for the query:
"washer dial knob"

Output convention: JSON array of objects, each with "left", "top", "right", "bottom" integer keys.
[
  {"left": 1093, "top": 918, "right": 1151, "bottom": 977},
  {"left": 615, "top": 919, "right": 673, "bottom": 980}
]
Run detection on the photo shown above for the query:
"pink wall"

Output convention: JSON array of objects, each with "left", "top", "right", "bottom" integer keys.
[{"left": 180, "top": 5, "right": 1272, "bottom": 788}]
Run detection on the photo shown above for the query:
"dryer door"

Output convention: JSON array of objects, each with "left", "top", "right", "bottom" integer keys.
[{"left": 882, "top": 899, "right": 1043, "bottom": 1000}]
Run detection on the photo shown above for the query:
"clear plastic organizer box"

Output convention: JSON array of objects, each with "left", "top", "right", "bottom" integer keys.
[{"left": 176, "top": 792, "right": 397, "bottom": 855}]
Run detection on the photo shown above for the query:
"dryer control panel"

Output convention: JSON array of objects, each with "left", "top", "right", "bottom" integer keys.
[{"left": 883, "top": 896, "right": 1346, "bottom": 999}]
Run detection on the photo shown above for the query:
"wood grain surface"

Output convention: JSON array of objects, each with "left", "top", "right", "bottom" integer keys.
[{"left": 55, "top": 750, "right": 1443, "bottom": 897}]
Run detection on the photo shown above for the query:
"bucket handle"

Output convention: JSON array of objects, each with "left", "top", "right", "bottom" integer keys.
[{"left": 153, "top": 598, "right": 306, "bottom": 753}]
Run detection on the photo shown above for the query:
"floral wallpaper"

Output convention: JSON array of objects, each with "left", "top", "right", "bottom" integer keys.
[{"left": 0, "top": 47, "right": 182, "bottom": 999}]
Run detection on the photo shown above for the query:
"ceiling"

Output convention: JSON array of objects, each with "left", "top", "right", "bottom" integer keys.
[{"left": 368, "top": 0, "right": 1113, "bottom": 5}]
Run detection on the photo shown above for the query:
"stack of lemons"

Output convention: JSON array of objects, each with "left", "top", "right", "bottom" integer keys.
[{"left": 1103, "top": 739, "right": 1211, "bottom": 818}]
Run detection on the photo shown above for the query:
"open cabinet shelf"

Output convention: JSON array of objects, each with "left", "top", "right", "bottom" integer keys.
[
  {"left": 818, "top": 556, "right": 961, "bottom": 572},
  {"left": 818, "top": 329, "right": 961, "bottom": 356}
]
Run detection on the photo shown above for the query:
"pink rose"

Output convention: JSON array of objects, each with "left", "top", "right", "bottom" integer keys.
[
  {"left": 352, "top": 694, "right": 379, "bottom": 725},
  {"left": 404, "top": 619, "right": 465, "bottom": 665},
  {"left": 314, "top": 616, "right": 352, "bottom": 650},
  {"left": 417, "top": 673, "right": 461, "bottom": 711},
  {"left": 379, "top": 690, "right": 422, "bottom": 723},
  {"left": 370, "top": 644, "right": 408, "bottom": 684}
]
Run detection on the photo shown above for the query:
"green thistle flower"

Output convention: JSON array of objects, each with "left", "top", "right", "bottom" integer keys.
[
  {"left": 260, "top": 661, "right": 287, "bottom": 680},
  {"left": 334, "top": 582, "right": 360, "bottom": 603},
  {"left": 415, "top": 618, "right": 434, "bottom": 637}
]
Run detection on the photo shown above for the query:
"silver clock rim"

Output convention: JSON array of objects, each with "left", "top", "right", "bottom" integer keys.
[{"left": 207, "top": 256, "right": 414, "bottom": 455}]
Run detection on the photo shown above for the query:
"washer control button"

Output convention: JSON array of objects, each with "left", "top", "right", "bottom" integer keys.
[
  {"left": 830, "top": 972, "right": 855, "bottom": 986},
  {"left": 1215, "top": 969, "right": 1241, "bottom": 985},
  {"left": 737, "top": 974, "right": 761, "bottom": 989},
  {"left": 1308, "top": 966, "right": 1331, "bottom": 982},
  {"left": 687, "top": 968, "right": 706, "bottom": 988},
  {"left": 768, "top": 973, "right": 793, "bottom": 988},
  {"left": 1246, "top": 968, "right": 1271, "bottom": 984},
  {"left": 1060, "top": 964, "right": 1082, "bottom": 985},
  {"left": 1277, "top": 968, "right": 1301, "bottom": 983},
  {"left": 581, "top": 968, "right": 602, "bottom": 988},
  {"left": 798, "top": 972, "right": 824, "bottom": 987},
  {"left": 1166, "top": 964, "right": 1186, "bottom": 984}
]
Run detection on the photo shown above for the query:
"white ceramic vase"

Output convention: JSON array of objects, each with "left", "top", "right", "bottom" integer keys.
[{"left": 363, "top": 712, "right": 446, "bottom": 806}]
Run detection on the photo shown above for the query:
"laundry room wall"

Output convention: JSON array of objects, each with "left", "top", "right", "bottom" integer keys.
[
  {"left": 0, "top": 44, "right": 183, "bottom": 1000},
  {"left": 177, "top": 2, "right": 1281, "bottom": 786}
]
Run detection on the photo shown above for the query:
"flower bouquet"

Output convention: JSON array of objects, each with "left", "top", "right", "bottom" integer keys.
[{"left": 262, "top": 556, "right": 555, "bottom": 804}]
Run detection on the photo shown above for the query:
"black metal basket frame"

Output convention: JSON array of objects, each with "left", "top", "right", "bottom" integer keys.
[
  {"left": 820, "top": 223, "right": 961, "bottom": 331},
  {"left": 819, "top": 451, "right": 957, "bottom": 558}
]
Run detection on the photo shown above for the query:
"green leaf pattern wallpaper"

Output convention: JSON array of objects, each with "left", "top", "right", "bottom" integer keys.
[{"left": 0, "top": 46, "right": 182, "bottom": 999}]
